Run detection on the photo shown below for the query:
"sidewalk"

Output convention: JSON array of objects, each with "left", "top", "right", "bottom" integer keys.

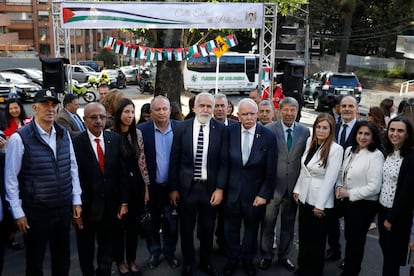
[{"left": 360, "top": 89, "right": 414, "bottom": 108}]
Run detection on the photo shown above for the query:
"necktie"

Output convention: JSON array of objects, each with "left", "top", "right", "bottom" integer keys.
[
  {"left": 337, "top": 115, "right": 342, "bottom": 124},
  {"left": 340, "top": 124, "right": 348, "bottom": 146},
  {"left": 242, "top": 130, "right": 250, "bottom": 165},
  {"left": 287, "top": 129, "right": 293, "bottom": 151},
  {"left": 95, "top": 138, "right": 105, "bottom": 173},
  {"left": 73, "top": 114, "right": 85, "bottom": 131},
  {"left": 194, "top": 125, "right": 204, "bottom": 180}
]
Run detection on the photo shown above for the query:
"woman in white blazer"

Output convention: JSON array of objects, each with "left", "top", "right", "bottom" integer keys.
[
  {"left": 336, "top": 121, "right": 385, "bottom": 276},
  {"left": 293, "top": 113, "right": 343, "bottom": 276}
]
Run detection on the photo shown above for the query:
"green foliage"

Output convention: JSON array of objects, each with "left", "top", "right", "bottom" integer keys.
[
  {"left": 386, "top": 67, "right": 406, "bottom": 78},
  {"left": 94, "top": 49, "right": 117, "bottom": 69}
]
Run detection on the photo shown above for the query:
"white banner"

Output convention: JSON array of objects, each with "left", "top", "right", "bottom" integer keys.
[{"left": 61, "top": 2, "right": 263, "bottom": 29}]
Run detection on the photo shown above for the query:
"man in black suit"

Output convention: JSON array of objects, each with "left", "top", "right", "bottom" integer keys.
[
  {"left": 138, "top": 95, "right": 180, "bottom": 269},
  {"left": 326, "top": 95, "right": 358, "bottom": 263},
  {"left": 73, "top": 102, "right": 127, "bottom": 276},
  {"left": 169, "top": 92, "right": 227, "bottom": 276},
  {"left": 214, "top": 93, "right": 238, "bottom": 126},
  {"left": 223, "top": 98, "right": 277, "bottom": 276},
  {"left": 212, "top": 93, "right": 236, "bottom": 252}
]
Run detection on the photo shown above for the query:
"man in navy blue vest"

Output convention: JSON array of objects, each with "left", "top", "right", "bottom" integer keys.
[{"left": 5, "top": 89, "right": 82, "bottom": 276}]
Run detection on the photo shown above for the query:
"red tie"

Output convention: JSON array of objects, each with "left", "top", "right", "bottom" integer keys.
[{"left": 95, "top": 138, "right": 104, "bottom": 173}]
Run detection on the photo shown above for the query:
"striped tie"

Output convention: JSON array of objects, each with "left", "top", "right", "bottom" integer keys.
[{"left": 194, "top": 125, "right": 204, "bottom": 180}]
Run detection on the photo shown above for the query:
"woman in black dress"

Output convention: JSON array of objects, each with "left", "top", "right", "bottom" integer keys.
[{"left": 112, "top": 98, "right": 150, "bottom": 275}]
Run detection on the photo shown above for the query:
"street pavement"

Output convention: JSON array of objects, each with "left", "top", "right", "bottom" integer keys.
[{"left": 5, "top": 86, "right": 414, "bottom": 275}]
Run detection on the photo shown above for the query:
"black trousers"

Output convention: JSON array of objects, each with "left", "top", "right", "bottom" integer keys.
[
  {"left": 342, "top": 199, "right": 378, "bottom": 276},
  {"left": 378, "top": 206, "right": 401, "bottom": 276},
  {"left": 326, "top": 199, "right": 344, "bottom": 254},
  {"left": 24, "top": 207, "right": 71, "bottom": 276},
  {"left": 297, "top": 203, "right": 330, "bottom": 276},
  {"left": 179, "top": 183, "right": 217, "bottom": 267},
  {"left": 113, "top": 211, "right": 139, "bottom": 264},
  {"left": 76, "top": 217, "right": 115, "bottom": 276},
  {"left": 224, "top": 200, "right": 265, "bottom": 263}
]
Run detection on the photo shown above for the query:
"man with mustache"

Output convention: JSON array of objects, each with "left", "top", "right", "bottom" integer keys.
[{"left": 72, "top": 102, "right": 127, "bottom": 276}]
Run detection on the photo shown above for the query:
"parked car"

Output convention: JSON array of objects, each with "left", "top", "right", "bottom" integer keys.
[
  {"left": 77, "top": 60, "right": 100, "bottom": 72},
  {"left": 0, "top": 68, "right": 43, "bottom": 86},
  {"left": 120, "top": 66, "right": 139, "bottom": 84},
  {"left": 303, "top": 71, "right": 362, "bottom": 111},
  {"left": 0, "top": 72, "right": 42, "bottom": 101},
  {"left": 99, "top": 69, "right": 126, "bottom": 89},
  {"left": 69, "top": 65, "right": 99, "bottom": 83},
  {"left": 0, "top": 74, "right": 19, "bottom": 103}
]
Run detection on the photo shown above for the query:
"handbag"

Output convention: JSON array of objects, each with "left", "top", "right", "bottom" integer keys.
[{"left": 138, "top": 205, "right": 153, "bottom": 239}]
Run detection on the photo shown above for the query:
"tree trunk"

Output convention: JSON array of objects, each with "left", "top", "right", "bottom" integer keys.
[
  {"left": 155, "top": 29, "right": 184, "bottom": 106},
  {"left": 338, "top": 12, "right": 352, "bottom": 72}
]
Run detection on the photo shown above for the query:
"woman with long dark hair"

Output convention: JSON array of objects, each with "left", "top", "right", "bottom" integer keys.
[
  {"left": 112, "top": 98, "right": 150, "bottom": 275},
  {"left": 293, "top": 113, "right": 343, "bottom": 276},
  {"left": 378, "top": 116, "right": 414, "bottom": 276},
  {"left": 335, "top": 121, "right": 385, "bottom": 275},
  {"left": 3, "top": 98, "right": 31, "bottom": 138}
]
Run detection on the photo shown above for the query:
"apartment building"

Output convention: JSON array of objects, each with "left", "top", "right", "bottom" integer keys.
[{"left": 0, "top": 0, "right": 135, "bottom": 63}]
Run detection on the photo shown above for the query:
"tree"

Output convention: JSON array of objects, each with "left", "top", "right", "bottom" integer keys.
[{"left": 338, "top": 0, "right": 356, "bottom": 72}]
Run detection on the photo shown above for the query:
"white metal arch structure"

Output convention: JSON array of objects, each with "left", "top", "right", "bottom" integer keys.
[
  {"left": 52, "top": 1, "right": 277, "bottom": 90},
  {"left": 52, "top": 0, "right": 71, "bottom": 61}
]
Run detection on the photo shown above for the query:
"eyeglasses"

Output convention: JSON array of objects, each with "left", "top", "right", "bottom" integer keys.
[{"left": 85, "top": 115, "right": 107, "bottom": 121}]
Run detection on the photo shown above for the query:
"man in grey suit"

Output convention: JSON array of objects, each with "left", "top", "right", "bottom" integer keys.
[
  {"left": 259, "top": 97, "right": 310, "bottom": 271},
  {"left": 56, "top": 94, "right": 85, "bottom": 137}
]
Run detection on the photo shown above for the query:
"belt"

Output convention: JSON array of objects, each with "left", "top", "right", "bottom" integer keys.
[{"left": 192, "top": 179, "right": 208, "bottom": 184}]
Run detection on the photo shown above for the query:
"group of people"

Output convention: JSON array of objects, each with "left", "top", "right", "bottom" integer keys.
[{"left": 0, "top": 85, "right": 414, "bottom": 276}]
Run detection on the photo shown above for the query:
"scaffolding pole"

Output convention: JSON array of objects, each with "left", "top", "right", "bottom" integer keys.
[
  {"left": 258, "top": 3, "right": 277, "bottom": 94},
  {"left": 51, "top": 0, "right": 70, "bottom": 60}
]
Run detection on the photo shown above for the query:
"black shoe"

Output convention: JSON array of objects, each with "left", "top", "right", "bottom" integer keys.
[
  {"left": 278, "top": 258, "right": 296, "bottom": 271},
  {"left": 258, "top": 258, "right": 272, "bottom": 270},
  {"left": 200, "top": 263, "right": 220, "bottom": 276},
  {"left": 148, "top": 255, "right": 160, "bottom": 269},
  {"left": 222, "top": 261, "right": 237, "bottom": 276},
  {"left": 325, "top": 249, "right": 341, "bottom": 261},
  {"left": 182, "top": 265, "right": 193, "bottom": 276},
  {"left": 242, "top": 261, "right": 256, "bottom": 276},
  {"left": 339, "top": 259, "right": 345, "bottom": 269},
  {"left": 165, "top": 255, "right": 181, "bottom": 269}
]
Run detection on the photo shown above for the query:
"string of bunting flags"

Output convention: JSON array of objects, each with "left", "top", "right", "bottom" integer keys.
[{"left": 103, "top": 34, "right": 238, "bottom": 61}]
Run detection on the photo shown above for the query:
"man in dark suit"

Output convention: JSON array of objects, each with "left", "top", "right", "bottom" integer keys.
[
  {"left": 214, "top": 93, "right": 238, "bottom": 126},
  {"left": 223, "top": 98, "right": 277, "bottom": 276},
  {"left": 56, "top": 94, "right": 85, "bottom": 137},
  {"left": 138, "top": 95, "right": 180, "bottom": 269},
  {"left": 169, "top": 92, "right": 227, "bottom": 276},
  {"left": 212, "top": 93, "right": 236, "bottom": 252},
  {"left": 326, "top": 95, "right": 358, "bottom": 263},
  {"left": 72, "top": 102, "right": 127, "bottom": 276},
  {"left": 259, "top": 97, "right": 310, "bottom": 271}
]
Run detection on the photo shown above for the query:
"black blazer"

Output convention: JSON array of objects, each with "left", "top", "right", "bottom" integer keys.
[
  {"left": 73, "top": 130, "right": 127, "bottom": 222},
  {"left": 169, "top": 118, "right": 228, "bottom": 197},
  {"left": 226, "top": 123, "right": 277, "bottom": 205},
  {"left": 138, "top": 120, "right": 180, "bottom": 185},
  {"left": 335, "top": 121, "right": 356, "bottom": 149}
]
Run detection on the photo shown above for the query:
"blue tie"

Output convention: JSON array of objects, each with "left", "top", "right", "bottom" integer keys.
[{"left": 73, "top": 114, "right": 85, "bottom": 131}]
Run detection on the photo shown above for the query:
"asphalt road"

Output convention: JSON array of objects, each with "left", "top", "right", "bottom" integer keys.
[{"left": 7, "top": 85, "right": 411, "bottom": 275}]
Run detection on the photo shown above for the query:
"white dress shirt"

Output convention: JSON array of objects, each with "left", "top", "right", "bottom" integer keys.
[{"left": 193, "top": 119, "right": 210, "bottom": 180}]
